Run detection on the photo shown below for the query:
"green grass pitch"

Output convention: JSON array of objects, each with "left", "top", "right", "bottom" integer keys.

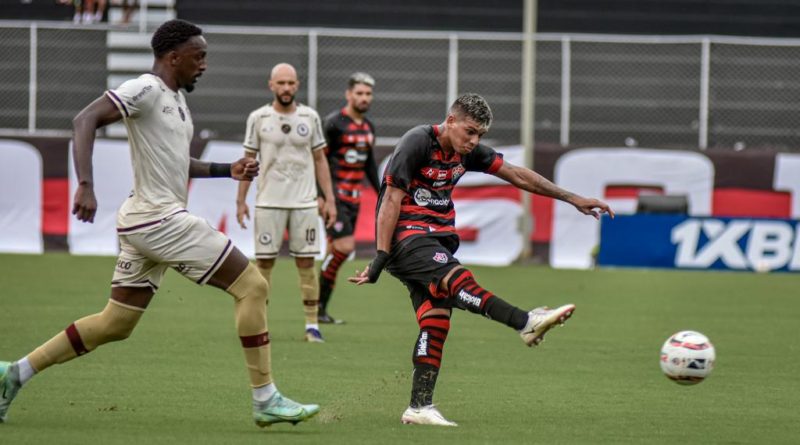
[{"left": 1, "top": 253, "right": 798, "bottom": 444}]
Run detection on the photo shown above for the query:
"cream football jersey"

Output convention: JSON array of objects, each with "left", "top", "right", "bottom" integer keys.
[
  {"left": 106, "top": 74, "right": 194, "bottom": 232},
  {"left": 243, "top": 104, "right": 326, "bottom": 209}
]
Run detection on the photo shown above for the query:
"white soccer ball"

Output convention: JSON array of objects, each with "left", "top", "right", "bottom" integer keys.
[{"left": 659, "top": 330, "right": 715, "bottom": 385}]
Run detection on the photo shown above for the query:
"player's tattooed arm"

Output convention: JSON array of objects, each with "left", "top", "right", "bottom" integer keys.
[{"left": 494, "top": 162, "right": 615, "bottom": 220}]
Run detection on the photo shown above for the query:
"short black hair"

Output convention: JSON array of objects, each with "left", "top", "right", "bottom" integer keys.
[
  {"left": 151, "top": 19, "right": 203, "bottom": 58},
  {"left": 450, "top": 93, "right": 493, "bottom": 130}
]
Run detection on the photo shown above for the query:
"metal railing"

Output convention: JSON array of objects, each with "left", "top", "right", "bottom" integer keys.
[{"left": 2, "top": 21, "right": 800, "bottom": 150}]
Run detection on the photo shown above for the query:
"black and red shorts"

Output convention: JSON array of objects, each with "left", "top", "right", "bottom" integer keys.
[
  {"left": 386, "top": 236, "right": 461, "bottom": 313},
  {"left": 326, "top": 201, "right": 359, "bottom": 240}
]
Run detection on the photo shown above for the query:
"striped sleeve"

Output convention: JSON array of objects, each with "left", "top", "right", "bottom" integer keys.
[{"left": 465, "top": 143, "right": 504, "bottom": 174}]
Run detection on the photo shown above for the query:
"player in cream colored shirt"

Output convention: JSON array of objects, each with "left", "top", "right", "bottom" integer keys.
[
  {"left": 0, "top": 20, "right": 319, "bottom": 428},
  {"left": 237, "top": 63, "right": 336, "bottom": 343}
]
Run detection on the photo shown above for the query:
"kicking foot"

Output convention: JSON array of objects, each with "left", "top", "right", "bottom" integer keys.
[
  {"left": 0, "top": 361, "right": 22, "bottom": 423},
  {"left": 401, "top": 405, "right": 458, "bottom": 426},
  {"left": 519, "top": 304, "right": 575, "bottom": 347},
  {"left": 253, "top": 392, "right": 320, "bottom": 427}
]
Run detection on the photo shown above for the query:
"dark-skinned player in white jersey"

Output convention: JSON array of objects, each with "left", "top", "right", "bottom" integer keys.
[{"left": 0, "top": 19, "right": 318, "bottom": 428}]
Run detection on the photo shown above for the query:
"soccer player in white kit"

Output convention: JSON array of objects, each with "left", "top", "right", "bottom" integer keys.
[
  {"left": 0, "top": 20, "right": 319, "bottom": 428},
  {"left": 236, "top": 63, "right": 337, "bottom": 343}
]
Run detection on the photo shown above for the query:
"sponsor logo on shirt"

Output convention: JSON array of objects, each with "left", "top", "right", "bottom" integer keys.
[
  {"left": 131, "top": 85, "right": 152, "bottom": 103},
  {"left": 413, "top": 188, "right": 450, "bottom": 207},
  {"left": 344, "top": 149, "right": 368, "bottom": 164},
  {"left": 432, "top": 252, "right": 448, "bottom": 263},
  {"left": 162, "top": 106, "right": 174, "bottom": 115}
]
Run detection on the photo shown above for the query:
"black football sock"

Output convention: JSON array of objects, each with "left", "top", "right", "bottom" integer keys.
[{"left": 447, "top": 268, "right": 528, "bottom": 330}]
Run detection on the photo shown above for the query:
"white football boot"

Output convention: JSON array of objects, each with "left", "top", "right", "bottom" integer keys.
[
  {"left": 519, "top": 304, "right": 575, "bottom": 347},
  {"left": 401, "top": 405, "right": 458, "bottom": 427}
]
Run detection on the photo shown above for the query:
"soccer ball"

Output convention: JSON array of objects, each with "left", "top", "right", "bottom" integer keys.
[{"left": 659, "top": 330, "right": 715, "bottom": 385}]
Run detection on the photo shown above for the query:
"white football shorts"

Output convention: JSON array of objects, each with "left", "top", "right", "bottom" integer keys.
[
  {"left": 111, "top": 211, "right": 233, "bottom": 290},
  {"left": 253, "top": 207, "right": 320, "bottom": 258}
]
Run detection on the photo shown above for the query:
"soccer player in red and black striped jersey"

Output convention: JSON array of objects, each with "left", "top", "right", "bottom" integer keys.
[
  {"left": 317, "top": 73, "right": 380, "bottom": 324},
  {"left": 349, "top": 93, "right": 614, "bottom": 426}
]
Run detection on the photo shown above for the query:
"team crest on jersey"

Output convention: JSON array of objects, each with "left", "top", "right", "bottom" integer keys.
[
  {"left": 297, "top": 123, "right": 309, "bottom": 136},
  {"left": 178, "top": 107, "right": 185, "bottom": 121},
  {"left": 258, "top": 232, "right": 272, "bottom": 245},
  {"left": 452, "top": 164, "right": 466, "bottom": 181},
  {"left": 432, "top": 252, "right": 448, "bottom": 263}
]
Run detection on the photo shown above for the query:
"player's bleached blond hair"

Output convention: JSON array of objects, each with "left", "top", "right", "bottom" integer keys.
[
  {"left": 348, "top": 72, "right": 375, "bottom": 89},
  {"left": 450, "top": 93, "right": 493, "bottom": 130}
]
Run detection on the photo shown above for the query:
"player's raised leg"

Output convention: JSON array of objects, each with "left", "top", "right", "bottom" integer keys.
[
  {"left": 207, "top": 247, "right": 319, "bottom": 426},
  {"left": 441, "top": 266, "right": 575, "bottom": 346}
]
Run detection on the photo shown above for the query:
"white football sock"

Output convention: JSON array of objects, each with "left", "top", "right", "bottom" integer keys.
[
  {"left": 252, "top": 382, "right": 278, "bottom": 402},
  {"left": 17, "top": 356, "right": 36, "bottom": 385}
]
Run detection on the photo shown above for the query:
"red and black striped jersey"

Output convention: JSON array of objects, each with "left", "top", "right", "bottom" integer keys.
[
  {"left": 378, "top": 124, "right": 504, "bottom": 251},
  {"left": 323, "top": 108, "right": 379, "bottom": 206}
]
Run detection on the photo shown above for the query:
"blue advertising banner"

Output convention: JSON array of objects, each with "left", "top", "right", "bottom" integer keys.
[{"left": 598, "top": 215, "right": 800, "bottom": 272}]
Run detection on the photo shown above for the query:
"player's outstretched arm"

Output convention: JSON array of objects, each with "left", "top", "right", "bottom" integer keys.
[
  {"left": 494, "top": 162, "right": 615, "bottom": 220},
  {"left": 349, "top": 185, "right": 403, "bottom": 285},
  {"left": 71, "top": 95, "right": 124, "bottom": 223}
]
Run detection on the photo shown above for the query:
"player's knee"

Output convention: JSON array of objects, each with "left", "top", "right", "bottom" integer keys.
[
  {"left": 228, "top": 263, "right": 269, "bottom": 304},
  {"left": 418, "top": 308, "right": 451, "bottom": 322},
  {"left": 104, "top": 302, "right": 143, "bottom": 341},
  {"left": 443, "top": 267, "right": 474, "bottom": 297},
  {"left": 104, "top": 323, "right": 135, "bottom": 342},
  {"left": 256, "top": 258, "right": 275, "bottom": 270},
  {"left": 77, "top": 301, "right": 143, "bottom": 349},
  {"left": 332, "top": 238, "right": 355, "bottom": 255},
  {"left": 295, "top": 256, "right": 315, "bottom": 269}
]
